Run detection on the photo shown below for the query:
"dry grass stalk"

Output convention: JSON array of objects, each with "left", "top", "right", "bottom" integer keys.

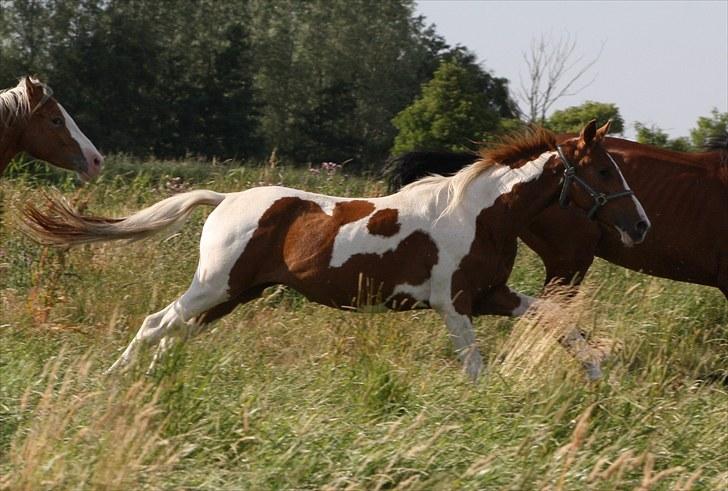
[
  {"left": 1, "top": 352, "right": 183, "bottom": 491},
  {"left": 497, "top": 286, "right": 602, "bottom": 383}
]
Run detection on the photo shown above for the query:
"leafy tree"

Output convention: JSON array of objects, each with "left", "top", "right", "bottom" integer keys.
[
  {"left": 248, "top": 0, "right": 452, "bottom": 165},
  {"left": 634, "top": 123, "right": 691, "bottom": 151},
  {"left": 0, "top": 0, "right": 514, "bottom": 165},
  {"left": 690, "top": 108, "right": 728, "bottom": 148},
  {"left": 441, "top": 46, "right": 518, "bottom": 120},
  {"left": 547, "top": 101, "right": 623, "bottom": 134},
  {"left": 391, "top": 61, "right": 501, "bottom": 154}
]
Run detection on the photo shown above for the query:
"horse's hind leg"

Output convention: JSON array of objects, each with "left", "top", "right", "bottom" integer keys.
[
  {"left": 106, "top": 301, "right": 184, "bottom": 374},
  {"left": 145, "top": 285, "right": 269, "bottom": 373},
  {"left": 106, "top": 275, "right": 237, "bottom": 374}
]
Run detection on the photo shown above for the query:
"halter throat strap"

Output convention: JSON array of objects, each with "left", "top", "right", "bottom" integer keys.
[{"left": 556, "top": 144, "right": 635, "bottom": 220}]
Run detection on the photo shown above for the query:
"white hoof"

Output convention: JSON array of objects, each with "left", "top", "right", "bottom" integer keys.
[
  {"left": 463, "top": 350, "right": 484, "bottom": 382},
  {"left": 583, "top": 362, "right": 602, "bottom": 381}
]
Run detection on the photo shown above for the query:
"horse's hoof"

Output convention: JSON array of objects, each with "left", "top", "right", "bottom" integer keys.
[{"left": 584, "top": 362, "right": 602, "bottom": 381}]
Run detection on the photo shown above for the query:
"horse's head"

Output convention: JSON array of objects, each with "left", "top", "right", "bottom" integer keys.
[
  {"left": 556, "top": 120, "right": 650, "bottom": 246},
  {"left": 18, "top": 77, "right": 103, "bottom": 181}
]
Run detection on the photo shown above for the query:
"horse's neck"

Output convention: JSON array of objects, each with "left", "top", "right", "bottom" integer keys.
[
  {"left": 464, "top": 153, "right": 559, "bottom": 232},
  {"left": 0, "top": 124, "right": 21, "bottom": 174},
  {"left": 689, "top": 151, "right": 726, "bottom": 167}
]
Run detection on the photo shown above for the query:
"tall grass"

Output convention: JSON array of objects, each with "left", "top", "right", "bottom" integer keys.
[{"left": 1, "top": 159, "right": 726, "bottom": 489}]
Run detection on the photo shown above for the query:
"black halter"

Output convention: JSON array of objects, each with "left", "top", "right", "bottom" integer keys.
[{"left": 556, "top": 145, "right": 635, "bottom": 220}]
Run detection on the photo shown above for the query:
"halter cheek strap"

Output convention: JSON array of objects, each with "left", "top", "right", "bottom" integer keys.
[{"left": 556, "top": 145, "right": 635, "bottom": 220}]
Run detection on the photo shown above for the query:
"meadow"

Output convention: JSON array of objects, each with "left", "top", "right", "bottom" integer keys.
[{"left": 0, "top": 157, "right": 726, "bottom": 490}]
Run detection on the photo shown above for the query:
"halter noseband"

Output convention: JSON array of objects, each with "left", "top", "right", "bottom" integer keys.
[{"left": 556, "top": 144, "right": 635, "bottom": 220}]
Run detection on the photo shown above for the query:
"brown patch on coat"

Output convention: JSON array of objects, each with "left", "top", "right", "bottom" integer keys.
[
  {"left": 197, "top": 197, "right": 438, "bottom": 322},
  {"left": 449, "top": 173, "right": 562, "bottom": 316},
  {"left": 450, "top": 196, "right": 519, "bottom": 316},
  {"left": 367, "top": 208, "right": 400, "bottom": 237}
]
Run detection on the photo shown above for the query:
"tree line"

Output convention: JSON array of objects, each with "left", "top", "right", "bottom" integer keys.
[
  {"left": 1, "top": 1, "right": 724, "bottom": 169},
  {"left": 0, "top": 0, "right": 515, "bottom": 168}
]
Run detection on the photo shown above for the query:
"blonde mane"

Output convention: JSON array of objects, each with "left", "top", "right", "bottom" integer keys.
[
  {"left": 0, "top": 78, "right": 31, "bottom": 127},
  {"left": 0, "top": 76, "right": 53, "bottom": 127},
  {"left": 400, "top": 127, "right": 558, "bottom": 215}
]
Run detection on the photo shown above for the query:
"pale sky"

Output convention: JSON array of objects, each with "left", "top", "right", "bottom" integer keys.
[{"left": 415, "top": 0, "right": 728, "bottom": 139}]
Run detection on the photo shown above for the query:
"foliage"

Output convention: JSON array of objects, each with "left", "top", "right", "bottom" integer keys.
[
  {"left": 1, "top": 161, "right": 726, "bottom": 489},
  {"left": 0, "top": 0, "right": 518, "bottom": 168},
  {"left": 634, "top": 123, "right": 692, "bottom": 151},
  {"left": 690, "top": 108, "right": 728, "bottom": 148},
  {"left": 547, "top": 101, "right": 624, "bottom": 135},
  {"left": 391, "top": 61, "right": 504, "bottom": 154}
]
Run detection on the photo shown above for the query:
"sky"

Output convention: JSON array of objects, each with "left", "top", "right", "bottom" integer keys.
[{"left": 415, "top": 0, "right": 728, "bottom": 139}]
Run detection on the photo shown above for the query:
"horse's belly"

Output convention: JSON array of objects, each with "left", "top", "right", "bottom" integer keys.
[{"left": 597, "top": 233, "right": 721, "bottom": 288}]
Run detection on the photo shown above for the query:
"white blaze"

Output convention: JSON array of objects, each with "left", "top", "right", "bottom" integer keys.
[{"left": 58, "top": 104, "right": 102, "bottom": 164}]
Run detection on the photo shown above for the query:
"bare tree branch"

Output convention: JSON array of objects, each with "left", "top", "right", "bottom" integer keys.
[{"left": 518, "top": 34, "right": 604, "bottom": 124}]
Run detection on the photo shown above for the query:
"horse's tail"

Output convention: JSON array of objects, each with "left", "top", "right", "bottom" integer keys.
[
  {"left": 382, "top": 150, "right": 479, "bottom": 192},
  {"left": 21, "top": 189, "right": 226, "bottom": 246}
]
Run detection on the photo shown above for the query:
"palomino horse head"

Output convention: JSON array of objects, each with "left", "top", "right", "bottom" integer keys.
[
  {"left": 556, "top": 120, "right": 650, "bottom": 246},
  {"left": 14, "top": 77, "right": 103, "bottom": 181}
]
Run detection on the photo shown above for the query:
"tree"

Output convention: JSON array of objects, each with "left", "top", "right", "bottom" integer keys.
[
  {"left": 391, "top": 61, "right": 501, "bottom": 154},
  {"left": 690, "top": 108, "right": 728, "bottom": 148},
  {"left": 0, "top": 0, "right": 516, "bottom": 164},
  {"left": 248, "top": 0, "right": 454, "bottom": 165},
  {"left": 547, "top": 101, "right": 623, "bottom": 134},
  {"left": 519, "top": 34, "right": 601, "bottom": 124},
  {"left": 634, "top": 123, "right": 691, "bottom": 151}
]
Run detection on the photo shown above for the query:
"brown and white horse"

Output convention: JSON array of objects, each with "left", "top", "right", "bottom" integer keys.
[
  {"left": 23, "top": 121, "right": 650, "bottom": 380},
  {"left": 385, "top": 136, "right": 728, "bottom": 297},
  {"left": 0, "top": 76, "right": 103, "bottom": 180}
]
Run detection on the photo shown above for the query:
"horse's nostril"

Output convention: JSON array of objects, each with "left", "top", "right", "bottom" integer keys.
[{"left": 635, "top": 220, "right": 649, "bottom": 234}]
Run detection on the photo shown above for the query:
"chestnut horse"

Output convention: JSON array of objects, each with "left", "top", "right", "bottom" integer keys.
[
  {"left": 385, "top": 136, "right": 728, "bottom": 298},
  {"left": 23, "top": 122, "right": 650, "bottom": 380},
  {"left": 0, "top": 76, "right": 103, "bottom": 180}
]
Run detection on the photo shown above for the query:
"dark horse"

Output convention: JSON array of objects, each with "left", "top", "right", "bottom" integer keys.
[{"left": 384, "top": 135, "right": 728, "bottom": 298}]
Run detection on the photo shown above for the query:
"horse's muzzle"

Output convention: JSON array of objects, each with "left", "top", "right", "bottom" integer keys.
[
  {"left": 618, "top": 219, "right": 650, "bottom": 247},
  {"left": 76, "top": 151, "right": 104, "bottom": 181}
]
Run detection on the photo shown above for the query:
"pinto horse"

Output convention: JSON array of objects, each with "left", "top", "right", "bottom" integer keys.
[
  {"left": 385, "top": 136, "right": 728, "bottom": 297},
  {"left": 23, "top": 121, "right": 650, "bottom": 380},
  {"left": 0, "top": 76, "right": 103, "bottom": 180}
]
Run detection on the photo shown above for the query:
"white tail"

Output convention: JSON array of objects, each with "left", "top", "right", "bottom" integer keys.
[{"left": 22, "top": 189, "right": 226, "bottom": 246}]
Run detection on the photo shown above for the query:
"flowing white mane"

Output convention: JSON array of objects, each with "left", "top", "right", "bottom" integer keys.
[
  {"left": 399, "top": 128, "right": 559, "bottom": 216},
  {"left": 0, "top": 78, "right": 32, "bottom": 127},
  {"left": 399, "top": 161, "right": 490, "bottom": 216},
  {"left": 0, "top": 76, "right": 52, "bottom": 127}
]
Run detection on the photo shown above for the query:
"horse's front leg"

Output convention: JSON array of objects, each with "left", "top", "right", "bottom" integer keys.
[
  {"left": 431, "top": 290, "right": 483, "bottom": 381},
  {"left": 474, "top": 285, "right": 605, "bottom": 380},
  {"left": 440, "top": 310, "right": 483, "bottom": 381}
]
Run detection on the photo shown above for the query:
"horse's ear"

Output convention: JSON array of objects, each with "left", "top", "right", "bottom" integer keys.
[
  {"left": 595, "top": 120, "right": 612, "bottom": 142},
  {"left": 576, "top": 119, "right": 598, "bottom": 156},
  {"left": 24, "top": 76, "right": 42, "bottom": 105}
]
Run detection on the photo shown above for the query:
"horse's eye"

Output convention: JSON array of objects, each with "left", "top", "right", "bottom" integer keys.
[
  {"left": 598, "top": 168, "right": 611, "bottom": 178},
  {"left": 51, "top": 117, "right": 63, "bottom": 126}
]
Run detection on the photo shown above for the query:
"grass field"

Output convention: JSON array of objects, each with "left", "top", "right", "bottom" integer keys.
[{"left": 1, "top": 158, "right": 726, "bottom": 490}]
